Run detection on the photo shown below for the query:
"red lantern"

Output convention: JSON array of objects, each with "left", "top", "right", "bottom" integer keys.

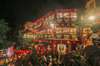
[{"left": 15, "top": 50, "right": 32, "bottom": 55}]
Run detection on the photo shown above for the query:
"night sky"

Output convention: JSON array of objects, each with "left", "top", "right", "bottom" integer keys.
[{"left": 0, "top": 0, "right": 85, "bottom": 28}]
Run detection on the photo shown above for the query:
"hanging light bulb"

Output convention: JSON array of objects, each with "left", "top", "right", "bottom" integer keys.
[{"left": 50, "top": 23, "right": 55, "bottom": 28}]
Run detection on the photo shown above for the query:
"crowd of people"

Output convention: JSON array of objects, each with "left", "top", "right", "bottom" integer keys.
[{"left": 0, "top": 30, "right": 100, "bottom": 66}]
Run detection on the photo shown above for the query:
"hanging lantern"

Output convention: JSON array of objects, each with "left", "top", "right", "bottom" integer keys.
[
  {"left": 57, "top": 44, "right": 66, "bottom": 55},
  {"left": 15, "top": 50, "right": 32, "bottom": 55},
  {"left": 35, "top": 44, "right": 46, "bottom": 55}
]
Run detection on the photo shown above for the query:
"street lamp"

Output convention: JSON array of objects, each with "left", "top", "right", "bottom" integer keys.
[
  {"left": 50, "top": 23, "right": 55, "bottom": 28},
  {"left": 88, "top": 15, "right": 96, "bottom": 21}
]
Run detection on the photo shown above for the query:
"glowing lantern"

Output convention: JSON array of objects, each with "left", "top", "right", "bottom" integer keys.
[
  {"left": 57, "top": 44, "right": 66, "bottom": 55},
  {"left": 7, "top": 46, "right": 14, "bottom": 57},
  {"left": 15, "top": 50, "right": 32, "bottom": 55}
]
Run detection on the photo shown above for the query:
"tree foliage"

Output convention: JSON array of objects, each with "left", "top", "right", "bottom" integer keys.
[
  {"left": 92, "top": 24, "right": 100, "bottom": 32},
  {"left": 0, "top": 19, "right": 9, "bottom": 49}
]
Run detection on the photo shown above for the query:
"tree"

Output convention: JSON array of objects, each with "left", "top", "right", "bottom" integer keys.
[
  {"left": 92, "top": 24, "right": 100, "bottom": 33},
  {"left": 0, "top": 19, "right": 10, "bottom": 49}
]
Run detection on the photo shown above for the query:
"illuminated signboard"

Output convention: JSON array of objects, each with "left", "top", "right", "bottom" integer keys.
[{"left": 23, "top": 27, "right": 77, "bottom": 40}]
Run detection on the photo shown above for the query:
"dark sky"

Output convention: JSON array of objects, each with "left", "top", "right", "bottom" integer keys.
[{"left": 0, "top": 0, "right": 85, "bottom": 28}]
